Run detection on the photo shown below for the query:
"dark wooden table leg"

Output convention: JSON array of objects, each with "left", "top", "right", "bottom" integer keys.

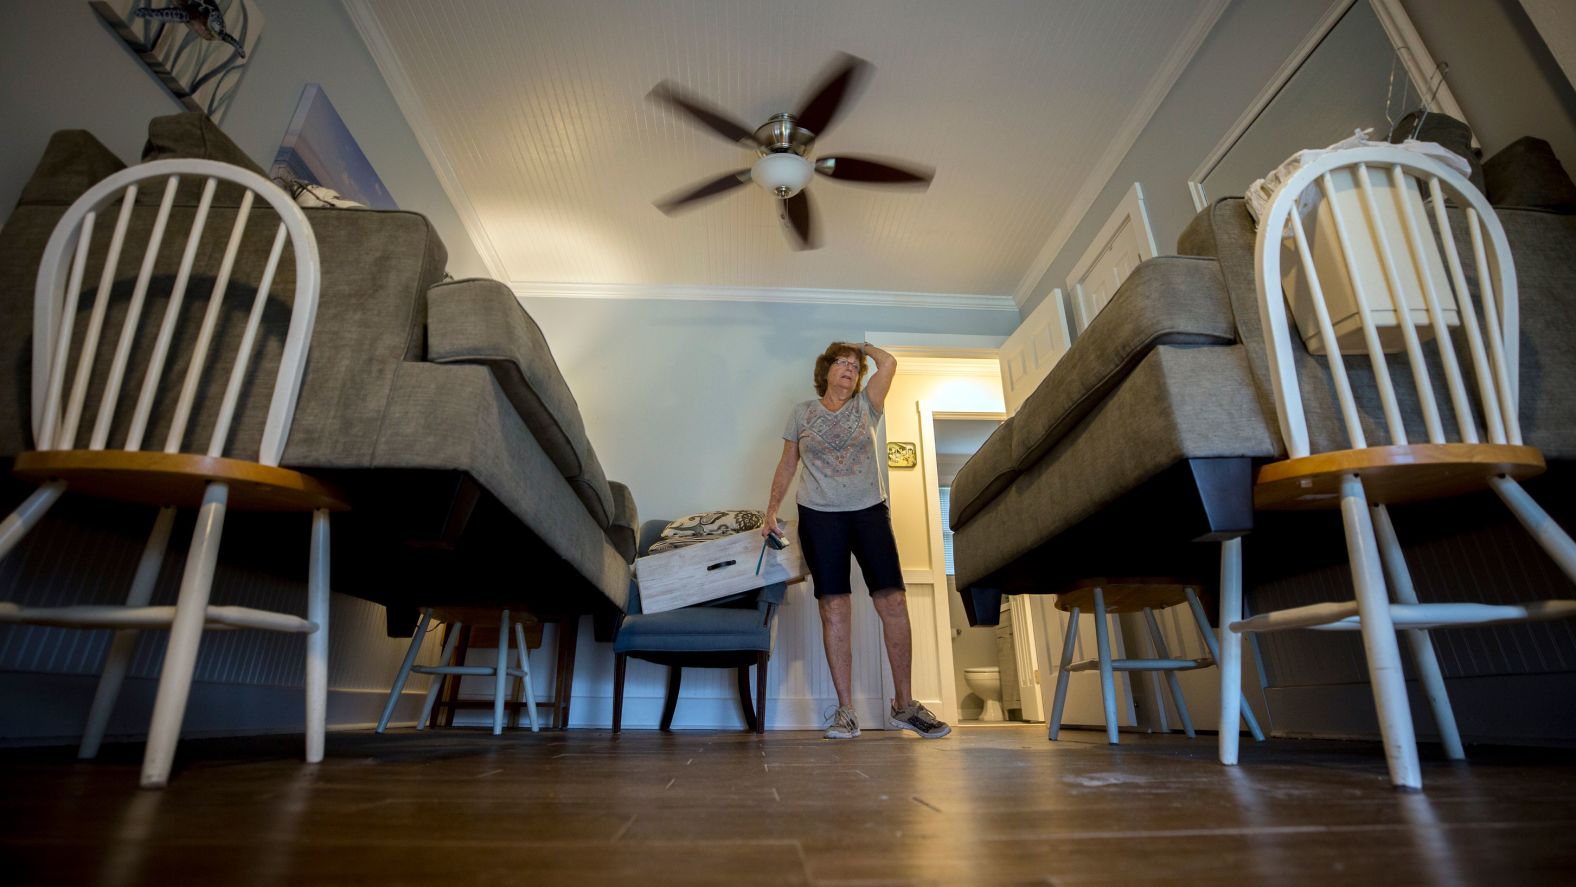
[
  {"left": 755, "top": 651, "right": 768, "bottom": 734},
  {"left": 553, "top": 616, "right": 580, "bottom": 729}
]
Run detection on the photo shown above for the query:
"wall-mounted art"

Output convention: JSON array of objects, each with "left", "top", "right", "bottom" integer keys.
[
  {"left": 91, "top": 0, "right": 263, "bottom": 121},
  {"left": 270, "top": 84, "right": 398, "bottom": 210},
  {"left": 887, "top": 441, "right": 917, "bottom": 469}
]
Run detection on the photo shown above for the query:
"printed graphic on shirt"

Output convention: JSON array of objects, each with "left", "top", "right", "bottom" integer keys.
[{"left": 802, "top": 400, "right": 871, "bottom": 479}]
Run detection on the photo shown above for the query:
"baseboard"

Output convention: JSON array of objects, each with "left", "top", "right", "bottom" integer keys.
[
  {"left": 1264, "top": 673, "right": 1576, "bottom": 747},
  {"left": 0, "top": 672, "right": 429, "bottom": 748}
]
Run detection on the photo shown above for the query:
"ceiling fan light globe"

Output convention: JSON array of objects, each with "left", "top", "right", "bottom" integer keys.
[{"left": 752, "top": 153, "right": 813, "bottom": 199}]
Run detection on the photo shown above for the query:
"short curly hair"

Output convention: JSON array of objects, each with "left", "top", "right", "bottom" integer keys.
[{"left": 813, "top": 342, "right": 867, "bottom": 397}]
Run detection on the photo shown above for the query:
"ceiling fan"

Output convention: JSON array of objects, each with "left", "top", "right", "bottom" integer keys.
[{"left": 648, "top": 53, "right": 934, "bottom": 250}]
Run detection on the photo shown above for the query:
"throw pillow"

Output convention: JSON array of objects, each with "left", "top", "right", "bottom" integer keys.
[{"left": 646, "top": 509, "right": 765, "bottom": 554}]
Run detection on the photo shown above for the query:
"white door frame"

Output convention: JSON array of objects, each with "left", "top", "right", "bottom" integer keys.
[{"left": 920, "top": 404, "right": 1011, "bottom": 725}]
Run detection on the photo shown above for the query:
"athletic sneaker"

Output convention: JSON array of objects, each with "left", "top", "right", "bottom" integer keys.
[
  {"left": 890, "top": 700, "right": 951, "bottom": 739},
  {"left": 823, "top": 705, "right": 861, "bottom": 739}
]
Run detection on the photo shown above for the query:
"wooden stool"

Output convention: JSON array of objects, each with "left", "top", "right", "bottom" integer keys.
[{"left": 1047, "top": 579, "right": 1264, "bottom": 745}]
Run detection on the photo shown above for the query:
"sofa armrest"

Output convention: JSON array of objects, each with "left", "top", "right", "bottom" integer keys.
[
  {"left": 1013, "top": 257, "right": 1236, "bottom": 467},
  {"left": 426, "top": 278, "right": 615, "bottom": 527},
  {"left": 606, "top": 481, "right": 639, "bottom": 563}
]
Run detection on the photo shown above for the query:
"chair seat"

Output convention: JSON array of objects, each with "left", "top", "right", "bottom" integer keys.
[
  {"left": 613, "top": 606, "right": 772, "bottom": 654},
  {"left": 1053, "top": 579, "right": 1196, "bottom": 613},
  {"left": 13, "top": 450, "right": 349, "bottom": 512},
  {"left": 1254, "top": 443, "right": 1545, "bottom": 510}
]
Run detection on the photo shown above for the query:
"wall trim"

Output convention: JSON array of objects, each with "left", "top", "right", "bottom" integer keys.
[
  {"left": 342, "top": 0, "right": 509, "bottom": 281},
  {"left": 0, "top": 672, "right": 428, "bottom": 748},
  {"left": 892, "top": 358, "right": 1002, "bottom": 378},
  {"left": 1011, "top": 0, "right": 1232, "bottom": 307},
  {"left": 508, "top": 280, "right": 1019, "bottom": 312}
]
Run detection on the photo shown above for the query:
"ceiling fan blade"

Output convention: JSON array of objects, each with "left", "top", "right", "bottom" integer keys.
[
  {"left": 779, "top": 191, "right": 818, "bottom": 250},
  {"left": 655, "top": 170, "right": 751, "bottom": 215},
  {"left": 647, "top": 81, "right": 760, "bottom": 146},
  {"left": 815, "top": 155, "right": 934, "bottom": 187},
  {"left": 793, "top": 53, "right": 871, "bottom": 137}
]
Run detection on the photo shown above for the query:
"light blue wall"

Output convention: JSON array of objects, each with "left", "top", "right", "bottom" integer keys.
[
  {"left": 523, "top": 296, "right": 1018, "bottom": 523},
  {"left": 0, "top": 0, "right": 488, "bottom": 279},
  {"left": 1021, "top": 0, "right": 1332, "bottom": 317},
  {"left": 1021, "top": 0, "right": 1576, "bottom": 318}
]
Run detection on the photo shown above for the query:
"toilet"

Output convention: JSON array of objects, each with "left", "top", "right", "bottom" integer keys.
[{"left": 964, "top": 667, "right": 1004, "bottom": 721}]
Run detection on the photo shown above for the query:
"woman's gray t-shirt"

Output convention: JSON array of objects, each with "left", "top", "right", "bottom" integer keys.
[{"left": 782, "top": 391, "right": 887, "bottom": 512}]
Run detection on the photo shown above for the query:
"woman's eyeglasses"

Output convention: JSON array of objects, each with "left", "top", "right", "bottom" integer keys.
[{"left": 831, "top": 358, "right": 860, "bottom": 369}]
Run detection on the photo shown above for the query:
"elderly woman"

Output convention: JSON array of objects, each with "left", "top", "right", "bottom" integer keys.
[{"left": 762, "top": 342, "right": 950, "bottom": 740}]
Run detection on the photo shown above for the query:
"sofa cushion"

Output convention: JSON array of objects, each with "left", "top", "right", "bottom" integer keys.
[
  {"left": 16, "top": 130, "right": 126, "bottom": 207},
  {"left": 1389, "top": 110, "right": 1484, "bottom": 194},
  {"left": 426, "top": 278, "right": 615, "bottom": 527},
  {"left": 1483, "top": 137, "right": 1576, "bottom": 211},
  {"left": 606, "top": 481, "right": 639, "bottom": 564},
  {"left": 1012, "top": 257, "right": 1236, "bottom": 469},
  {"left": 141, "top": 112, "right": 268, "bottom": 207},
  {"left": 948, "top": 417, "right": 1016, "bottom": 531}
]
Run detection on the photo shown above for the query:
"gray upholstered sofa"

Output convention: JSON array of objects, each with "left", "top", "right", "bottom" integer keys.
[
  {"left": 951, "top": 137, "right": 1576, "bottom": 626},
  {"left": 0, "top": 113, "right": 635, "bottom": 635}
]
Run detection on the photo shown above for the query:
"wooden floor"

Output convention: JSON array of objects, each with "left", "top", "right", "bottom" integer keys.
[{"left": 3, "top": 725, "right": 1574, "bottom": 885}]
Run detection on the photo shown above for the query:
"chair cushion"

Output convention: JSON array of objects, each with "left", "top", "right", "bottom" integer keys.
[
  {"left": 1013, "top": 257, "right": 1236, "bottom": 469},
  {"left": 948, "top": 417, "right": 1016, "bottom": 531},
  {"left": 1484, "top": 137, "right": 1576, "bottom": 211},
  {"left": 613, "top": 605, "right": 773, "bottom": 653},
  {"left": 426, "top": 277, "right": 615, "bottom": 527},
  {"left": 606, "top": 481, "right": 639, "bottom": 564}
]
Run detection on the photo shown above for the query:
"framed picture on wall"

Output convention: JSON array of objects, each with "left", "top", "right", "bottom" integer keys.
[
  {"left": 270, "top": 84, "right": 398, "bottom": 210},
  {"left": 887, "top": 441, "right": 918, "bottom": 469},
  {"left": 91, "top": 1, "right": 264, "bottom": 121}
]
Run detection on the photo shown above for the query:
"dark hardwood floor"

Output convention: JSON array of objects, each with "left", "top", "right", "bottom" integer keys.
[{"left": 2, "top": 725, "right": 1573, "bottom": 885}]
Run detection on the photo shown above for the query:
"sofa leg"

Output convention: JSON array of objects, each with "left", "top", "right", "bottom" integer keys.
[
  {"left": 1188, "top": 458, "right": 1254, "bottom": 540},
  {"left": 660, "top": 666, "right": 683, "bottom": 730},
  {"left": 612, "top": 653, "right": 626, "bottom": 733}
]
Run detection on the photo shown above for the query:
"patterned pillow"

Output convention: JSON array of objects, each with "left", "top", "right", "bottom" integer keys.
[{"left": 647, "top": 510, "right": 765, "bottom": 554}]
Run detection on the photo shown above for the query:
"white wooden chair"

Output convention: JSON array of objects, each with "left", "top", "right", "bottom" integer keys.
[
  {"left": 1046, "top": 579, "right": 1263, "bottom": 745},
  {"left": 1218, "top": 146, "right": 1576, "bottom": 789},
  {"left": 0, "top": 159, "right": 343, "bottom": 788},
  {"left": 376, "top": 607, "right": 540, "bottom": 735}
]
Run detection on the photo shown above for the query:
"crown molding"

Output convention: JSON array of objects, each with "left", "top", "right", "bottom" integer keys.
[
  {"left": 509, "top": 281, "right": 1020, "bottom": 312},
  {"left": 893, "top": 357, "right": 1001, "bottom": 378},
  {"left": 341, "top": 0, "right": 508, "bottom": 281},
  {"left": 1011, "top": 0, "right": 1232, "bottom": 307}
]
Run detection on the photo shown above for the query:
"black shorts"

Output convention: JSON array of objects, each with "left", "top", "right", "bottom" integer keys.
[{"left": 797, "top": 502, "right": 906, "bottom": 599}]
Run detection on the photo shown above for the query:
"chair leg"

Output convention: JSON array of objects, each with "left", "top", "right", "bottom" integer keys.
[
  {"left": 554, "top": 617, "right": 580, "bottom": 729},
  {"left": 492, "top": 610, "right": 511, "bottom": 735},
  {"left": 756, "top": 651, "right": 768, "bottom": 734},
  {"left": 1048, "top": 606, "right": 1079, "bottom": 741},
  {"left": 80, "top": 505, "right": 175, "bottom": 759},
  {"left": 1339, "top": 475, "right": 1421, "bottom": 790},
  {"left": 1374, "top": 504, "right": 1465, "bottom": 761},
  {"left": 612, "top": 653, "right": 627, "bottom": 733},
  {"left": 1218, "top": 538, "right": 1244, "bottom": 766},
  {"left": 378, "top": 609, "right": 432, "bottom": 733},
  {"left": 141, "top": 482, "right": 229, "bottom": 789},
  {"left": 0, "top": 480, "right": 66, "bottom": 561},
  {"left": 1091, "top": 587, "right": 1119, "bottom": 745},
  {"left": 514, "top": 622, "right": 539, "bottom": 732},
  {"left": 737, "top": 665, "right": 758, "bottom": 733},
  {"left": 305, "top": 510, "right": 330, "bottom": 764},
  {"left": 1143, "top": 606, "right": 1194, "bottom": 738},
  {"left": 1183, "top": 587, "right": 1264, "bottom": 742},
  {"left": 1490, "top": 476, "right": 1576, "bottom": 583},
  {"left": 418, "top": 621, "right": 464, "bottom": 730},
  {"left": 659, "top": 666, "right": 682, "bottom": 731}
]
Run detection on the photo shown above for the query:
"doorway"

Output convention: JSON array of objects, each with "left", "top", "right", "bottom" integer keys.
[{"left": 922, "top": 410, "right": 1044, "bottom": 726}]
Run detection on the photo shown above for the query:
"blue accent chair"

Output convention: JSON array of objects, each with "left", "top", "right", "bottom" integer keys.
[{"left": 613, "top": 520, "right": 787, "bottom": 733}]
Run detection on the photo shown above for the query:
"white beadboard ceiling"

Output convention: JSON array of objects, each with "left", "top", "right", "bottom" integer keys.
[{"left": 346, "top": 0, "right": 1225, "bottom": 310}]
